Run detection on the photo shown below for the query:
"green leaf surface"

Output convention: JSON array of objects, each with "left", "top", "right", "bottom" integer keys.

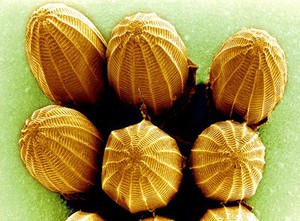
[{"left": 1, "top": 0, "right": 299, "bottom": 220}]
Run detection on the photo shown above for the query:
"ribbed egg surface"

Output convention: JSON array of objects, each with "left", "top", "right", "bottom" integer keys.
[
  {"left": 26, "top": 3, "right": 107, "bottom": 106},
  {"left": 107, "top": 12, "right": 189, "bottom": 116},
  {"left": 190, "top": 121, "right": 265, "bottom": 202},
  {"left": 200, "top": 204, "right": 259, "bottom": 221},
  {"left": 19, "top": 105, "right": 103, "bottom": 195},
  {"left": 209, "top": 28, "right": 287, "bottom": 126},
  {"left": 102, "top": 120, "right": 183, "bottom": 213},
  {"left": 66, "top": 211, "right": 105, "bottom": 221},
  {"left": 141, "top": 215, "right": 174, "bottom": 221}
]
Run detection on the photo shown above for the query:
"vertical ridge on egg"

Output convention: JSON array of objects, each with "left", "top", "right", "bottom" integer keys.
[
  {"left": 107, "top": 12, "right": 189, "bottom": 116},
  {"left": 26, "top": 3, "right": 107, "bottom": 106},
  {"left": 102, "top": 120, "right": 183, "bottom": 213},
  {"left": 209, "top": 28, "right": 287, "bottom": 126},
  {"left": 19, "top": 105, "right": 103, "bottom": 195},
  {"left": 190, "top": 120, "right": 265, "bottom": 202}
]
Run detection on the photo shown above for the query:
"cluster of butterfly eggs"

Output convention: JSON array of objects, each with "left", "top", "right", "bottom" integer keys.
[{"left": 19, "top": 3, "right": 287, "bottom": 221}]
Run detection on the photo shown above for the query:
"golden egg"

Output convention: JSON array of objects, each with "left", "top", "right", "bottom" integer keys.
[
  {"left": 141, "top": 215, "right": 174, "bottom": 221},
  {"left": 209, "top": 28, "right": 287, "bottom": 126},
  {"left": 107, "top": 12, "right": 192, "bottom": 117},
  {"left": 26, "top": 3, "right": 107, "bottom": 106},
  {"left": 200, "top": 204, "right": 259, "bottom": 221},
  {"left": 190, "top": 120, "right": 265, "bottom": 202},
  {"left": 19, "top": 105, "right": 103, "bottom": 195},
  {"left": 101, "top": 120, "right": 183, "bottom": 213},
  {"left": 66, "top": 211, "right": 105, "bottom": 221}
]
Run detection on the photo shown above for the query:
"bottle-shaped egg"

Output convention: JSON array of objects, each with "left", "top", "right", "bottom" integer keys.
[
  {"left": 107, "top": 12, "right": 196, "bottom": 118},
  {"left": 26, "top": 3, "right": 107, "bottom": 107},
  {"left": 209, "top": 28, "right": 287, "bottom": 127}
]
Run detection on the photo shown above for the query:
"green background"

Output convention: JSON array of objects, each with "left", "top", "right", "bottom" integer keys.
[{"left": 1, "top": 0, "right": 299, "bottom": 220}]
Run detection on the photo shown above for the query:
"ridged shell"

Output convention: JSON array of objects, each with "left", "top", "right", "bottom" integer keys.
[
  {"left": 66, "top": 211, "right": 105, "bottom": 221},
  {"left": 101, "top": 120, "right": 183, "bottom": 213},
  {"left": 107, "top": 12, "right": 189, "bottom": 116},
  {"left": 209, "top": 28, "right": 287, "bottom": 126},
  {"left": 200, "top": 204, "right": 259, "bottom": 221},
  {"left": 26, "top": 3, "right": 107, "bottom": 106},
  {"left": 141, "top": 215, "right": 174, "bottom": 221},
  {"left": 190, "top": 121, "right": 265, "bottom": 202},
  {"left": 19, "top": 105, "right": 103, "bottom": 195}
]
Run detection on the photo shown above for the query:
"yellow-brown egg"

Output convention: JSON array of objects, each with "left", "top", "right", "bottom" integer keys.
[
  {"left": 26, "top": 3, "right": 107, "bottom": 106},
  {"left": 190, "top": 121, "right": 265, "bottom": 202},
  {"left": 107, "top": 12, "right": 191, "bottom": 117},
  {"left": 19, "top": 105, "right": 103, "bottom": 195},
  {"left": 209, "top": 28, "right": 287, "bottom": 126},
  {"left": 66, "top": 211, "right": 105, "bottom": 221},
  {"left": 101, "top": 120, "right": 183, "bottom": 213},
  {"left": 141, "top": 215, "right": 174, "bottom": 221},
  {"left": 200, "top": 204, "right": 259, "bottom": 221}
]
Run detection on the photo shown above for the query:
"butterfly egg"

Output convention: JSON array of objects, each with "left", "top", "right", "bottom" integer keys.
[
  {"left": 190, "top": 120, "right": 265, "bottom": 202},
  {"left": 200, "top": 204, "right": 259, "bottom": 221},
  {"left": 66, "top": 211, "right": 105, "bottom": 221},
  {"left": 209, "top": 28, "right": 287, "bottom": 126},
  {"left": 101, "top": 120, "right": 183, "bottom": 213},
  {"left": 141, "top": 215, "right": 174, "bottom": 221},
  {"left": 26, "top": 3, "right": 107, "bottom": 106},
  {"left": 19, "top": 105, "right": 103, "bottom": 195},
  {"left": 107, "top": 12, "right": 192, "bottom": 117}
]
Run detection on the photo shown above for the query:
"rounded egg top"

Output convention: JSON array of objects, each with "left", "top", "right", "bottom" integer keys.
[{"left": 107, "top": 12, "right": 189, "bottom": 117}]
